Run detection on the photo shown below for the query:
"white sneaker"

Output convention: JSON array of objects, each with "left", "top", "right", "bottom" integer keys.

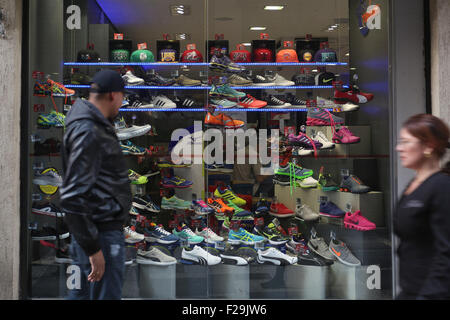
[
  {"left": 181, "top": 245, "right": 222, "bottom": 265},
  {"left": 292, "top": 146, "right": 314, "bottom": 156},
  {"left": 124, "top": 226, "right": 145, "bottom": 243},
  {"left": 116, "top": 124, "right": 152, "bottom": 140},
  {"left": 316, "top": 96, "right": 359, "bottom": 112},
  {"left": 257, "top": 247, "right": 298, "bottom": 265},
  {"left": 122, "top": 71, "right": 145, "bottom": 86},
  {"left": 195, "top": 227, "right": 224, "bottom": 244},
  {"left": 151, "top": 95, "right": 177, "bottom": 108},
  {"left": 136, "top": 247, "right": 177, "bottom": 266},
  {"left": 312, "top": 130, "right": 335, "bottom": 150},
  {"left": 272, "top": 73, "right": 295, "bottom": 86},
  {"left": 297, "top": 176, "right": 318, "bottom": 188}
]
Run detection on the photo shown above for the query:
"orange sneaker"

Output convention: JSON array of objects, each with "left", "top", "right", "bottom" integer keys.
[
  {"left": 47, "top": 78, "right": 76, "bottom": 97},
  {"left": 204, "top": 112, "right": 245, "bottom": 129},
  {"left": 207, "top": 198, "right": 235, "bottom": 215}
]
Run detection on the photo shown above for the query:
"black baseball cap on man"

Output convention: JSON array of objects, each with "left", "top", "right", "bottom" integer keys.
[{"left": 89, "top": 69, "right": 125, "bottom": 93}]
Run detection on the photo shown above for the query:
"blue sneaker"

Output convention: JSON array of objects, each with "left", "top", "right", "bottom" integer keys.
[
  {"left": 319, "top": 201, "right": 345, "bottom": 218},
  {"left": 192, "top": 199, "right": 215, "bottom": 216},
  {"left": 228, "top": 228, "right": 265, "bottom": 245},
  {"left": 209, "top": 84, "right": 246, "bottom": 99},
  {"left": 144, "top": 223, "right": 180, "bottom": 244},
  {"left": 161, "top": 176, "right": 193, "bottom": 188},
  {"left": 173, "top": 224, "right": 204, "bottom": 244}
]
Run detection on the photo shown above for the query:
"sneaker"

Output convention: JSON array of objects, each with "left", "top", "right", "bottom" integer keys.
[
  {"left": 161, "top": 195, "right": 192, "bottom": 210},
  {"left": 275, "top": 162, "right": 313, "bottom": 180},
  {"left": 311, "top": 130, "right": 335, "bottom": 150},
  {"left": 129, "top": 205, "right": 141, "bottom": 216},
  {"left": 31, "top": 226, "right": 69, "bottom": 240},
  {"left": 332, "top": 126, "right": 360, "bottom": 144},
  {"left": 288, "top": 133, "right": 322, "bottom": 150},
  {"left": 144, "top": 72, "right": 176, "bottom": 86},
  {"left": 226, "top": 201, "right": 253, "bottom": 219},
  {"left": 124, "top": 94, "right": 154, "bottom": 108},
  {"left": 227, "top": 73, "right": 253, "bottom": 86},
  {"left": 334, "top": 85, "right": 372, "bottom": 104},
  {"left": 283, "top": 93, "right": 308, "bottom": 107},
  {"left": 204, "top": 112, "right": 245, "bottom": 129},
  {"left": 209, "top": 54, "right": 245, "bottom": 73},
  {"left": 214, "top": 186, "right": 246, "bottom": 207},
  {"left": 157, "top": 159, "right": 192, "bottom": 168},
  {"left": 115, "top": 119, "right": 152, "bottom": 140},
  {"left": 46, "top": 78, "right": 76, "bottom": 97},
  {"left": 292, "top": 146, "right": 314, "bottom": 156},
  {"left": 128, "top": 169, "right": 148, "bottom": 185},
  {"left": 120, "top": 140, "right": 147, "bottom": 156},
  {"left": 175, "top": 74, "right": 201, "bottom": 86},
  {"left": 306, "top": 108, "right": 344, "bottom": 126},
  {"left": 340, "top": 174, "right": 370, "bottom": 193},
  {"left": 263, "top": 95, "right": 292, "bottom": 108},
  {"left": 257, "top": 247, "right": 298, "bottom": 266},
  {"left": 174, "top": 96, "right": 200, "bottom": 108},
  {"left": 122, "top": 70, "right": 145, "bottom": 86},
  {"left": 316, "top": 96, "right": 359, "bottom": 112},
  {"left": 33, "top": 138, "right": 61, "bottom": 156},
  {"left": 161, "top": 176, "right": 193, "bottom": 188},
  {"left": 319, "top": 201, "right": 346, "bottom": 218},
  {"left": 144, "top": 223, "right": 180, "bottom": 244},
  {"left": 252, "top": 75, "right": 275, "bottom": 86},
  {"left": 269, "top": 202, "right": 295, "bottom": 218},
  {"left": 173, "top": 224, "right": 204, "bottom": 244},
  {"left": 296, "top": 176, "right": 318, "bottom": 188},
  {"left": 181, "top": 245, "right": 222, "bottom": 265},
  {"left": 132, "top": 195, "right": 160, "bottom": 213},
  {"left": 237, "top": 94, "right": 267, "bottom": 109},
  {"left": 136, "top": 247, "right": 177, "bottom": 265},
  {"left": 205, "top": 163, "right": 234, "bottom": 173},
  {"left": 124, "top": 226, "right": 145, "bottom": 243},
  {"left": 55, "top": 247, "right": 73, "bottom": 264},
  {"left": 209, "top": 84, "right": 246, "bottom": 99},
  {"left": 32, "top": 202, "right": 65, "bottom": 218},
  {"left": 286, "top": 235, "right": 328, "bottom": 266},
  {"left": 220, "top": 245, "right": 253, "bottom": 266},
  {"left": 295, "top": 203, "right": 320, "bottom": 221},
  {"left": 195, "top": 227, "right": 224, "bottom": 244},
  {"left": 209, "top": 98, "right": 237, "bottom": 108},
  {"left": 329, "top": 238, "right": 361, "bottom": 266},
  {"left": 318, "top": 166, "right": 340, "bottom": 191},
  {"left": 307, "top": 235, "right": 335, "bottom": 262},
  {"left": 33, "top": 170, "right": 63, "bottom": 187},
  {"left": 192, "top": 199, "right": 215, "bottom": 216},
  {"left": 253, "top": 223, "right": 290, "bottom": 245},
  {"left": 151, "top": 95, "right": 177, "bottom": 108},
  {"left": 228, "top": 227, "right": 265, "bottom": 245},
  {"left": 255, "top": 199, "right": 270, "bottom": 215},
  {"left": 37, "top": 111, "right": 65, "bottom": 128},
  {"left": 207, "top": 198, "right": 234, "bottom": 215},
  {"left": 272, "top": 174, "right": 291, "bottom": 186},
  {"left": 344, "top": 210, "right": 376, "bottom": 231},
  {"left": 269, "top": 73, "right": 295, "bottom": 86}
]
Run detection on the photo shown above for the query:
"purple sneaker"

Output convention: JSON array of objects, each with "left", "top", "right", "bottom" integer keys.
[
  {"left": 210, "top": 54, "right": 245, "bottom": 73},
  {"left": 288, "top": 133, "right": 323, "bottom": 150}
]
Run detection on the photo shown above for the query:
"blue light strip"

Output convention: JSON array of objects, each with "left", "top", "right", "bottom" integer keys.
[
  {"left": 65, "top": 84, "right": 346, "bottom": 90},
  {"left": 64, "top": 62, "right": 348, "bottom": 67},
  {"left": 119, "top": 108, "right": 334, "bottom": 112}
]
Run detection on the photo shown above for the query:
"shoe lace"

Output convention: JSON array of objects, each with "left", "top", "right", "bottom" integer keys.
[
  {"left": 319, "top": 108, "right": 337, "bottom": 136},
  {"left": 299, "top": 132, "right": 318, "bottom": 158},
  {"left": 156, "top": 225, "right": 171, "bottom": 236}
]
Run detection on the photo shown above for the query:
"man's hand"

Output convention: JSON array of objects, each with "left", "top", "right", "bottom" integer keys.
[{"left": 88, "top": 250, "right": 105, "bottom": 282}]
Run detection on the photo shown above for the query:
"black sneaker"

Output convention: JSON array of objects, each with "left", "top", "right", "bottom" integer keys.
[
  {"left": 263, "top": 95, "right": 291, "bottom": 108},
  {"left": 31, "top": 226, "right": 70, "bottom": 240},
  {"left": 32, "top": 202, "right": 65, "bottom": 218},
  {"left": 272, "top": 174, "right": 291, "bottom": 186},
  {"left": 55, "top": 247, "right": 73, "bottom": 264},
  {"left": 340, "top": 174, "right": 370, "bottom": 194},
  {"left": 173, "top": 96, "right": 200, "bottom": 108},
  {"left": 33, "top": 138, "right": 61, "bottom": 156},
  {"left": 282, "top": 93, "right": 308, "bottom": 107},
  {"left": 255, "top": 199, "right": 270, "bottom": 215},
  {"left": 125, "top": 94, "right": 154, "bottom": 108},
  {"left": 253, "top": 222, "right": 289, "bottom": 245},
  {"left": 144, "top": 72, "right": 176, "bottom": 86},
  {"left": 132, "top": 195, "right": 161, "bottom": 213},
  {"left": 252, "top": 75, "right": 275, "bottom": 86}
]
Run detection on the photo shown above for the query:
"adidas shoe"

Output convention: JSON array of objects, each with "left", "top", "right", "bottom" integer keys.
[
  {"left": 122, "top": 70, "right": 145, "bottom": 86},
  {"left": 209, "top": 54, "right": 245, "bottom": 73},
  {"left": 175, "top": 74, "right": 201, "bottom": 86},
  {"left": 275, "top": 162, "right": 313, "bottom": 180},
  {"left": 195, "top": 227, "right": 224, "bottom": 244},
  {"left": 283, "top": 93, "right": 308, "bottom": 107},
  {"left": 124, "top": 94, "right": 154, "bottom": 108},
  {"left": 237, "top": 94, "right": 267, "bottom": 109},
  {"left": 192, "top": 199, "right": 215, "bottom": 216},
  {"left": 173, "top": 224, "right": 204, "bottom": 244},
  {"left": 151, "top": 95, "right": 177, "bottom": 108},
  {"left": 288, "top": 132, "right": 323, "bottom": 150},
  {"left": 144, "top": 223, "right": 180, "bottom": 244},
  {"left": 209, "top": 84, "right": 246, "bottom": 99},
  {"left": 209, "top": 98, "right": 237, "bottom": 108},
  {"left": 181, "top": 245, "right": 222, "bottom": 265},
  {"left": 136, "top": 247, "right": 177, "bottom": 266},
  {"left": 257, "top": 247, "right": 298, "bottom": 266},
  {"left": 227, "top": 73, "right": 253, "bottom": 86},
  {"left": 228, "top": 227, "right": 265, "bottom": 245},
  {"left": 174, "top": 96, "right": 200, "bottom": 108},
  {"left": 263, "top": 95, "right": 292, "bottom": 108},
  {"left": 252, "top": 75, "right": 275, "bottom": 86},
  {"left": 306, "top": 108, "right": 344, "bottom": 126},
  {"left": 311, "top": 131, "right": 335, "bottom": 150}
]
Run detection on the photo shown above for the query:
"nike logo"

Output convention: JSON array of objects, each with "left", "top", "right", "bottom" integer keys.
[
  {"left": 323, "top": 79, "right": 333, "bottom": 83},
  {"left": 331, "top": 247, "right": 341, "bottom": 257}
]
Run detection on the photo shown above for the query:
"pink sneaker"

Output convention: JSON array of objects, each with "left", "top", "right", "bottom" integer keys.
[
  {"left": 332, "top": 126, "right": 360, "bottom": 144},
  {"left": 344, "top": 210, "right": 376, "bottom": 231}
]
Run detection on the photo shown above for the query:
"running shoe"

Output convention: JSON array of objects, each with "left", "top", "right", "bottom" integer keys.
[
  {"left": 144, "top": 72, "right": 176, "bottom": 86},
  {"left": 129, "top": 206, "right": 141, "bottom": 216},
  {"left": 282, "top": 93, "right": 308, "bottom": 107},
  {"left": 33, "top": 170, "right": 63, "bottom": 187},
  {"left": 30, "top": 226, "right": 70, "bottom": 241},
  {"left": 252, "top": 75, "right": 275, "bottom": 86},
  {"left": 144, "top": 223, "right": 180, "bottom": 244},
  {"left": 115, "top": 121, "right": 152, "bottom": 141},
  {"left": 227, "top": 73, "right": 253, "bottom": 86},
  {"left": 209, "top": 97, "right": 237, "bottom": 108},
  {"left": 209, "top": 54, "right": 245, "bottom": 73},
  {"left": 124, "top": 226, "right": 145, "bottom": 243},
  {"left": 122, "top": 70, "right": 145, "bottom": 86},
  {"left": 205, "top": 163, "right": 234, "bottom": 173},
  {"left": 151, "top": 95, "right": 177, "bottom": 108},
  {"left": 344, "top": 210, "right": 376, "bottom": 231},
  {"left": 175, "top": 74, "right": 201, "bottom": 86},
  {"left": 37, "top": 111, "right": 65, "bottom": 128},
  {"left": 237, "top": 94, "right": 267, "bottom": 109},
  {"left": 286, "top": 235, "right": 329, "bottom": 266},
  {"left": 181, "top": 245, "right": 222, "bottom": 265},
  {"left": 275, "top": 162, "right": 313, "bottom": 180},
  {"left": 192, "top": 199, "right": 215, "bottom": 215},
  {"left": 311, "top": 130, "right": 335, "bottom": 150},
  {"left": 307, "top": 235, "right": 335, "bottom": 262},
  {"left": 318, "top": 166, "right": 340, "bottom": 191},
  {"left": 161, "top": 195, "right": 192, "bottom": 210},
  {"left": 173, "top": 224, "right": 204, "bottom": 244},
  {"left": 195, "top": 226, "right": 224, "bottom": 244},
  {"left": 204, "top": 112, "right": 245, "bottom": 129},
  {"left": 319, "top": 201, "right": 346, "bottom": 218},
  {"left": 46, "top": 78, "right": 76, "bottom": 97},
  {"left": 132, "top": 195, "right": 160, "bottom": 213},
  {"left": 255, "top": 199, "right": 270, "bottom": 215},
  {"left": 329, "top": 238, "right": 361, "bottom": 266},
  {"left": 226, "top": 201, "right": 253, "bottom": 218},
  {"left": 120, "top": 140, "right": 146, "bottom": 156},
  {"left": 33, "top": 138, "right": 61, "bottom": 156},
  {"left": 214, "top": 186, "right": 246, "bottom": 207},
  {"left": 257, "top": 247, "right": 298, "bottom": 266},
  {"left": 316, "top": 96, "right": 359, "bottom": 112},
  {"left": 207, "top": 198, "right": 234, "bottom": 215},
  {"left": 124, "top": 94, "right": 154, "bottom": 108},
  {"left": 228, "top": 227, "right": 265, "bottom": 245},
  {"left": 306, "top": 108, "right": 344, "bottom": 126},
  {"left": 128, "top": 169, "right": 148, "bottom": 185},
  {"left": 136, "top": 247, "right": 177, "bottom": 265},
  {"left": 253, "top": 223, "right": 290, "bottom": 245},
  {"left": 295, "top": 203, "right": 320, "bottom": 221},
  {"left": 268, "top": 73, "right": 295, "bottom": 86},
  {"left": 263, "top": 95, "right": 292, "bottom": 108},
  {"left": 269, "top": 202, "right": 295, "bottom": 218},
  {"left": 292, "top": 146, "right": 314, "bottom": 156},
  {"left": 55, "top": 247, "right": 73, "bottom": 264},
  {"left": 32, "top": 202, "right": 65, "bottom": 218},
  {"left": 272, "top": 174, "right": 291, "bottom": 186},
  {"left": 296, "top": 176, "right": 319, "bottom": 189},
  {"left": 340, "top": 174, "right": 370, "bottom": 193},
  {"left": 174, "top": 96, "right": 200, "bottom": 108},
  {"left": 161, "top": 176, "right": 193, "bottom": 188},
  {"left": 332, "top": 126, "right": 360, "bottom": 144},
  {"left": 209, "top": 84, "right": 246, "bottom": 99},
  {"left": 334, "top": 85, "right": 373, "bottom": 104},
  {"left": 288, "top": 132, "right": 323, "bottom": 150},
  {"left": 220, "top": 245, "right": 254, "bottom": 266}
]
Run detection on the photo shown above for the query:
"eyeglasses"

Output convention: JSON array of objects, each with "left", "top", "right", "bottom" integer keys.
[{"left": 396, "top": 139, "right": 420, "bottom": 146}]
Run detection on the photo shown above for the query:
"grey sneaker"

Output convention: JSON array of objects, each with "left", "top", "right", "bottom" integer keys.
[
  {"left": 227, "top": 74, "right": 253, "bottom": 86},
  {"left": 175, "top": 74, "right": 201, "bottom": 86},
  {"left": 116, "top": 124, "right": 152, "bottom": 141},
  {"left": 33, "top": 170, "right": 63, "bottom": 187},
  {"left": 136, "top": 247, "right": 177, "bottom": 266},
  {"left": 295, "top": 204, "right": 320, "bottom": 221},
  {"left": 329, "top": 238, "right": 361, "bottom": 266},
  {"left": 307, "top": 236, "right": 335, "bottom": 262}
]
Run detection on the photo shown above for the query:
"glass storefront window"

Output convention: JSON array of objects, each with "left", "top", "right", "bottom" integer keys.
[{"left": 25, "top": 0, "right": 392, "bottom": 299}]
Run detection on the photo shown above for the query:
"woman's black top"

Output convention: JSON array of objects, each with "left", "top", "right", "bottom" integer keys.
[{"left": 394, "top": 171, "right": 450, "bottom": 299}]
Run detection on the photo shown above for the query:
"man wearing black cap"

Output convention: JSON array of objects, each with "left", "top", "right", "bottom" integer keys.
[{"left": 60, "top": 69, "right": 132, "bottom": 300}]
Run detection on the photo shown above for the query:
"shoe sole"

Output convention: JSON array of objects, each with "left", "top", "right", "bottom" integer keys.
[
  {"left": 55, "top": 257, "right": 73, "bottom": 264},
  {"left": 122, "top": 151, "right": 146, "bottom": 156},
  {"left": 136, "top": 257, "right": 177, "bottom": 266},
  {"left": 257, "top": 255, "right": 295, "bottom": 266},
  {"left": 161, "top": 204, "right": 192, "bottom": 210},
  {"left": 117, "top": 128, "right": 151, "bottom": 141},
  {"left": 307, "top": 243, "right": 335, "bottom": 262},
  {"left": 220, "top": 254, "right": 248, "bottom": 266},
  {"left": 227, "top": 238, "right": 264, "bottom": 245},
  {"left": 32, "top": 178, "right": 62, "bottom": 187},
  {"left": 144, "top": 236, "right": 178, "bottom": 244},
  {"left": 161, "top": 184, "right": 192, "bottom": 188},
  {"left": 181, "top": 254, "right": 221, "bottom": 266},
  {"left": 319, "top": 186, "right": 340, "bottom": 192},
  {"left": 252, "top": 83, "right": 276, "bottom": 86},
  {"left": 132, "top": 202, "right": 160, "bottom": 213},
  {"left": 319, "top": 212, "right": 345, "bottom": 218},
  {"left": 339, "top": 187, "right": 370, "bottom": 194},
  {"left": 344, "top": 221, "right": 376, "bottom": 231},
  {"left": 275, "top": 172, "right": 313, "bottom": 180},
  {"left": 332, "top": 139, "right": 360, "bottom": 144},
  {"left": 268, "top": 211, "right": 295, "bottom": 218}
]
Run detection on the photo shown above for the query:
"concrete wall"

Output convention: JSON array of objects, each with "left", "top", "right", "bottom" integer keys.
[{"left": 0, "top": 0, "right": 22, "bottom": 300}]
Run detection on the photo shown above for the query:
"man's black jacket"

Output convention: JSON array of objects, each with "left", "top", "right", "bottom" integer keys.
[{"left": 60, "top": 99, "right": 131, "bottom": 256}]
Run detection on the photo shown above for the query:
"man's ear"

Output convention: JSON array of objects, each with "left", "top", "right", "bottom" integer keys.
[{"left": 109, "top": 92, "right": 115, "bottom": 101}]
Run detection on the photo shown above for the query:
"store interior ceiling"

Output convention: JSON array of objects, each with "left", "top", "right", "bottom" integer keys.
[{"left": 96, "top": 0, "right": 349, "bottom": 59}]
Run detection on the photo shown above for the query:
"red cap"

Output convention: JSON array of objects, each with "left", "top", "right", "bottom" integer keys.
[
  {"left": 276, "top": 49, "right": 299, "bottom": 63},
  {"left": 253, "top": 48, "right": 273, "bottom": 62}
]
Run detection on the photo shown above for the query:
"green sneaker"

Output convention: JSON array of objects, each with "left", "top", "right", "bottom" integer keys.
[
  {"left": 275, "top": 162, "right": 313, "bottom": 180},
  {"left": 226, "top": 201, "right": 253, "bottom": 220},
  {"left": 37, "top": 111, "right": 65, "bottom": 128},
  {"left": 209, "top": 84, "right": 246, "bottom": 99},
  {"left": 128, "top": 169, "right": 148, "bottom": 185},
  {"left": 161, "top": 195, "right": 192, "bottom": 210},
  {"left": 172, "top": 224, "right": 204, "bottom": 245}
]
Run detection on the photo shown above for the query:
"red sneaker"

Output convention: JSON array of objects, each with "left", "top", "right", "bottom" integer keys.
[
  {"left": 344, "top": 210, "right": 376, "bottom": 231},
  {"left": 334, "top": 85, "right": 372, "bottom": 104},
  {"left": 269, "top": 203, "right": 295, "bottom": 218},
  {"left": 238, "top": 94, "right": 268, "bottom": 109}
]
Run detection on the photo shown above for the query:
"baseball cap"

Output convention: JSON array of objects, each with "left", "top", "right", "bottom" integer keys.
[
  {"left": 89, "top": 69, "right": 125, "bottom": 93},
  {"left": 130, "top": 49, "right": 155, "bottom": 62},
  {"left": 253, "top": 48, "right": 273, "bottom": 62},
  {"left": 315, "top": 72, "right": 336, "bottom": 85},
  {"left": 276, "top": 49, "right": 299, "bottom": 63}
]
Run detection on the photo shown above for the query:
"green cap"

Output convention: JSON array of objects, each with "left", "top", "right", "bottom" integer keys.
[{"left": 130, "top": 49, "right": 155, "bottom": 62}]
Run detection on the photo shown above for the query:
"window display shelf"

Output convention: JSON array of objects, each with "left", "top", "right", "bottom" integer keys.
[
  {"left": 63, "top": 62, "right": 348, "bottom": 67},
  {"left": 65, "top": 84, "right": 343, "bottom": 90}
]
